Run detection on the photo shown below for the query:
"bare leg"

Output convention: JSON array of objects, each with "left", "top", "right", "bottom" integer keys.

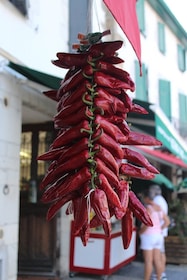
[
  {"left": 143, "top": 249, "right": 153, "bottom": 280},
  {"left": 153, "top": 248, "right": 162, "bottom": 280}
]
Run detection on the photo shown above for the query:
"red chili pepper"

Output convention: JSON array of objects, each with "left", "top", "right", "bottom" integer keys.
[
  {"left": 102, "top": 115, "right": 130, "bottom": 137},
  {"left": 98, "top": 173, "right": 122, "bottom": 209},
  {"left": 53, "top": 52, "right": 90, "bottom": 68},
  {"left": 41, "top": 150, "right": 90, "bottom": 188},
  {"left": 54, "top": 41, "right": 123, "bottom": 70},
  {"left": 94, "top": 130, "right": 124, "bottom": 159},
  {"left": 89, "top": 40, "right": 123, "bottom": 58},
  {"left": 55, "top": 98, "right": 86, "bottom": 120},
  {"left": 124, "top": 131, "right": 162, "bottom": 146},
  {"left": 122, "top": 148, "right": 159, "bottom": 174},
  {"left": 119, "top": 89, "right": 133, "bottom": 111},
  {"left": 130, "top": 103, "right": 148, "bottom": 114},
  {"left": 121, "top": 208, "right": 133, "bottom": 249},
  {"left": 96, "top": 157, "right": 119, "bottom": 188},
  {"left": 94, "top": 72, "right": 135, "bottom": 92},
  {"left": 94, "top": 144, "right": 119, "bottom": 175},
  {"left": 90, "top": 188, "right": 111, "bottom": 237},
  {"left": 57, "top": 80, "right": 92, "bottom": 109},
  {"left": 57, "top": 138, "right": 89, "bottom": 164},
  {"left": 95, "top": 115, "right": 128, "bottom": 144},
  {"left": 96, "top": 87, "right": 128, "bottom": 114},
  {"left": 103, "top": 87, "right": 122, "bottom": 95},
  {"left": 79, "top": 221, "right": 90, "bottom": 246},
  {"left": 128, "top": 191, "right": 153, "bottom": 227},
  {"left": 46, "top": 191, "right": 78, "bottom": 221},
  {"left": 95, "top": 61, "right": 132, "bottom": 84},
  {"left": 54, "top": 106, "right": 93, "bottom": 128},
  {"left": 41, "top": 166, "right": 91, "bottom": 202},
  {"left": 72, "top": 195, "right": 89, "bottom": 235},
  {"left": 43, "top": 89, "right": 58, "bottom": 101},
  {"left": 57, "top": 69, "right": 84, "bottom": 98},
  {"left": 37, "top": 146, "right": 66, "bottom": 161},
  {"left": 120, "top": 163, "right": 155, "bottom": 180},
  {"left": 114, "top": 180, "right": 129, "bottom": 219},
  {"left": 52, "top": 120, "right": 90, "bottom": 148},
  {"left": 103, "top": 56, "right": 124, "bottom": 65}
]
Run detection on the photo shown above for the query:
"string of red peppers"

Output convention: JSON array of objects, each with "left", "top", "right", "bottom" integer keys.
[{"left": 38, "top": 31, "right": 162, "bottom": 248}]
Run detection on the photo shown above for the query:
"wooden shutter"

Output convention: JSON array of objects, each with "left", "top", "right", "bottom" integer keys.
[
  {"left": 136, "top": 0, "right": 145, "bottom": 33},
  {"left": 135, "top": 60, "right": 148, "bottom": 101},
  {"left": 158, "top": 22, "right": 165, "bottom": 54},
  {"left": 179, "top": 93, "right": 187, "bottom": 135},
  {"left": 177, "top": 44, "right": 186, "bottom": 72},
  {"left": 159, "top": 79, "right": 171, "bottom": 120}
]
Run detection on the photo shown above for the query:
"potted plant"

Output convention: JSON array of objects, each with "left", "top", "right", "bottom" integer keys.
[{"left": 165, "top": 179, "right": 187, "bottom": 264}]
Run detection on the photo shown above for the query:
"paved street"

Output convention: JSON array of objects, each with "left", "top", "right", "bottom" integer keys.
[{"left": 66, "top": 261, "right": 187, "bottom": 280}]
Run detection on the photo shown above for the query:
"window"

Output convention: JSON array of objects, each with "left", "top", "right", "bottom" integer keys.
[
  {"left": 158, "top": 22, "right": 166, "bottom": 54},
  {"left": 20, "top": 123, "right": 55, "bottom": 192},
  {"left": 179, "top": 93, "right": 187, "bottom": 136},
  {"left": 69, "top": 0, "right": 89, "bottom": 52},
  {"left": 136, "top": 0, "right": 145, "bottom": 34},
  {"left": 159, "top": 79, "right": 171, "bottom": 120},
  {"left": 177, "top": 44, "right": 186, "bottom": 72},
  {"left": 135, "top": 60, "right": 148, "bottom": 101},
  {"left": 8, "top": 0, "right": 28, "bottom": 16}
]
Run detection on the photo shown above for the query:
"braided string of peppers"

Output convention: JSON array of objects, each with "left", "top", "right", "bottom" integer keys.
[{"left": 38, "top": 31, "right": 162, "bottom": 248}]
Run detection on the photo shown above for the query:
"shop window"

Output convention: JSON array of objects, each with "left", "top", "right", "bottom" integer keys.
[
  {"left": 177, "top": 44, "right": 186, "bottom": 72},
  {"left": 136, "top": 0, "right": 145, "bottom": 34},
  {"left": 158, "top": 22, "right": 166, "bottom": 54},
  {"left": 20, "top": 123, "right": 55, "bottom": 195},
  {"left": 8, "top": 0, "right": 28, "bottom": 16},
  {"left": 135, "top": 60, "right": 148, "bottom": 101},
  {"left": 159, "top": 79, "right": 171, "bottom": 120}
]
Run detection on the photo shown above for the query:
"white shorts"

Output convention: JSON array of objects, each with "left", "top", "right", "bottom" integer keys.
[{"left": 140, "top": 233, "right": 163, "bottom": 250}]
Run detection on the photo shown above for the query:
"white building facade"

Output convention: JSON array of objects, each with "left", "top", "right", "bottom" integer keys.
[{"left": 0, "top": 1, "right": 186, "bottom": 280}]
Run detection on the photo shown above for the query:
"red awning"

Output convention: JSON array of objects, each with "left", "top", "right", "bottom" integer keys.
[{"left": 135, "top": 146, "right": 187, "bottom": 169}]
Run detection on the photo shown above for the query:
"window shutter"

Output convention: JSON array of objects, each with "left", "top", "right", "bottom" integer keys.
[
  {"left": 136, "top": 0, "right": 145, "bottom": 34},
  {"left": 158, "top": 22, "right": 165, "bottom": 54},
  {"left": 135, "top": 60, "right": 148, "bottom": 101},
  {"left": 179, "top": 93, "right": 187, "bottom": 132},
  {"left": 177, "top": 44, "right": 186, "bottom": 72},
  {"left": 159, "top": 79, "right": 171, "bottom": 120}
]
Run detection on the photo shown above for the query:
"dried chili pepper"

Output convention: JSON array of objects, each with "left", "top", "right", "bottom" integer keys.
[
  {"left": 98, "top": 173, "right": 122, "bottom": 209},
  {"left": 90, "top": 188, "right": 111, "bottom": 237},
  {"left": 94, "top": 72, "right": 135, "bottom": 92},
  {"left": 121, "top": 208, "right": 133, "bottom": 249},
  {"left": 128, "top": 191, "right": 153, "bottom": 227},
  {"left": 96, "top": 157, "right": 120, "bottom": 188},
  {"left": 94, "top": 144, "right": 119, "bottom": 175},
  {"left": 41, "top": 166, "right": 91, "bottom": 202},
  {"left": 52, "top": 120, "right": 90, "bottom": 148},
  {"left": 95, "top": 115, "right": 128, "bottom": 143},
  {"left": 46, "top": 191, "right": 78, "bottom": 221},
  {"left": 125, "top": 131, "right": 162, "bottom": 146},
  {"left": 94, "top": 130, "right": 124, "bottom": 159},
  {"left": 120, "top": 162, "right": 155, "bottom": 180},
  {"left": 114, "top": 180, "right": 129, "bottom": 219},
  {"left": 122, "top": 147, "right": 159, "bottom": 174}
]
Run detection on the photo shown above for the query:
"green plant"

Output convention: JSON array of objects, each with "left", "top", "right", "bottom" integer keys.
[{"left": 168, "top": 192, "right": 187, "bottom": 240}]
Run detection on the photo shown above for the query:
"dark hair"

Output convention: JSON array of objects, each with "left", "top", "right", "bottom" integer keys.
[
  {"left": 142, "top": 189, "right": 154, "bottom": 200},
  {"left": 149, "top": 185, "right": 162, "bottom": 196}
]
